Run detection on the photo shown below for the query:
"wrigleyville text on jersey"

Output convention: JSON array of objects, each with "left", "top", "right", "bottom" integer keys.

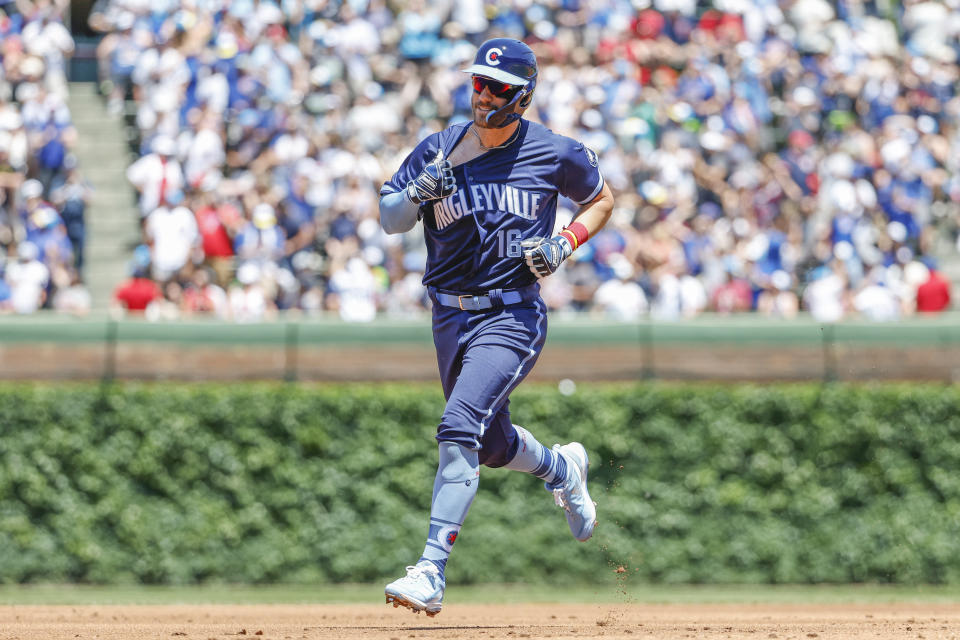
[{"left": 433, "top": 183, "right": 543, "bottom": 230}]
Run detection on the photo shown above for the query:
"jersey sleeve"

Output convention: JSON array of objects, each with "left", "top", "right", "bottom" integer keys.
[
  {"left": 556, "top": 137, "right": 604, "bottom": 206},
  {"left": 379, "top": 133, "right": 443, "bottom": 198}
]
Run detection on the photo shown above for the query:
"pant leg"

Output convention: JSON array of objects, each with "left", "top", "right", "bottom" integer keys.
[
  {"left": 431, "top": 298, "right": 548, "bottom": 453},
  {"left": 477, "top": 405, "right": 518, "bottom": 468},
  {"left": 432, "top": 306, "right": 518, "bottom": 467}
]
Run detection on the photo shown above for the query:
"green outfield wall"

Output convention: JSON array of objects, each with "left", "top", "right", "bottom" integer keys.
[
  {"left": 1, "top": 382, "right": 958, "bottom": 585},
  {"left": 1, "top": 314, "right": 959, "bottom": 381}
]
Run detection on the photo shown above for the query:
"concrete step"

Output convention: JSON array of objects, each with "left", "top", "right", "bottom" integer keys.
[
  {"left": 84, "top": 220, "right": 139, "bottom": 235},
  {"left": 85, "top": 231, "right": 139, "bottom": 245},
  {"left": 68, "top": 83, "right": 101, "bottom": 96},
  {"left": 85, "top": 250, "right": 135, "bottom": 263},
  {"left": 82, "top": 161, "right": 136, "bottom": 177},
  {"left": 86, "top": 205, "right": 137, "bottom": 216},
  {"left": 70, "top": 108, "right": 117, "bottom": 122},
  {"left": 74, "top": 138, "right": 128, "bottom": 152},
  {"left": 84, "top": 257, "right": 131, "bottom": 273},
  {"left": 88, "top": 183, "right": 136, "bottom": 195},
  {"left": 84, "top": 269, "right": 129, "bottom": 301},
  {"left": 86, "top": 217, "right": 139, "bottom": 231},
  {"left": 85, "top": 270, "right": 133, "bottom": 287},
  {"left": 85, "top": 244, "right": 129, "bottom": 257},
  {"left": 69, "top": 102, "right": 110, "bottom": 114},
  {"left": 88, "top": 191, "right": 138, "bottom": 208},
  {"left": 87, "top": 203, "right": 138, "bottom": 219},
  {"left": 68, "top": 80, "right": 140, "bottom": 310},
  {"left": 69, "top": 109, "right": 117, "bottom": 124},
  {"left": 72, "top": 118, "right": 130, "bottom": 133},
  {"left": 72, "top": 137, "right": 131, "bottom": 154},
  {"left": 86, "top": 199, "right": 138, "bottom": 212},
  {"left": 86, "top": 203, "right": 137, "bottom": 216},
  {"left": 89, "top": 170, "right": 137, "bottom": 182},
  {"left": 74, "top": 158, "right": 133, "bottom": 172},
  {"left": 85, "top": 172, "right": 134, "bottom": 184},
  {"left": 87, "top": 184, "right": 131, "bottom": 193},
  {"left": 86, "top": 215, "right": 139, "bottom": 229},
  {"left": 85, "top": 277, "right": 128, "bottom": 298},
  {"left": 84, "top": 215, "right": 137, "bottom": 231},
  {"left": 85, "top": 260, "right": 130, "bottom": 276},
  {"left": 67, "top": 87, "right": 106, "bottom": 102},
  {"left": 83, "top": 174, "right": 134, "bottom": 191},
  {"left": 938, "top": 262, "right": 960, "bottom": 285},
  {"left": 85, "top": 228, "right": 140, "bottom": 245},
  {"left": 72, "top": 118, "right": 123, "bottom": 131},
  {"left": 84, "top": 225, "right": 140, "bottom": 240}
]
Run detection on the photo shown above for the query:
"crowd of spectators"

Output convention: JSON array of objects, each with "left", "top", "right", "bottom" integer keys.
[
  {"left": 84, "top": 0, "right": 960, "bottom": 322},
  {"left": 0, "top": 0, "right": 92, "bottom": 315}
]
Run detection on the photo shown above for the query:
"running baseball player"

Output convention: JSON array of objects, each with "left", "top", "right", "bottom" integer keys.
[{"left": 378, "top": 37, "right": 614, "bottom": 616}]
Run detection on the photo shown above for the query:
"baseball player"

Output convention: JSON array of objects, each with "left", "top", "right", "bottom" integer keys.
[{"left": 379, "top": 38, "right": 614, "bottom": 616}]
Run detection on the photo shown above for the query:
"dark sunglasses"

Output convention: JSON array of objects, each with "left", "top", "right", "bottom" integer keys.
[{"left": 472, "top": 76, "right": 520, "bottom": 99}]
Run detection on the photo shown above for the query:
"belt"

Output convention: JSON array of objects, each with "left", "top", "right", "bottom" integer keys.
[{"left": 433, "top": 284, "right": 538, "bottom": 311}]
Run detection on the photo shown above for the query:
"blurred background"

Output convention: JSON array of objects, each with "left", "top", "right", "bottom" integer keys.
[
  {"left": 0, "top": 0, "right": 958, "bottom": 324},
  {"left": 0, "top": 0, "right": 957, "bottom": 381}
]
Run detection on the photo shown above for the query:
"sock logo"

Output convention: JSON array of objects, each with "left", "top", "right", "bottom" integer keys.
[{"left": 436, "top": 525, "right": 461, "bottom": 552}]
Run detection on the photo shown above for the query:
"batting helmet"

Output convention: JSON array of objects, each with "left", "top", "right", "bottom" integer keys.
[{"left": 462, "top": 38, "right": 538, "bottom": 128}]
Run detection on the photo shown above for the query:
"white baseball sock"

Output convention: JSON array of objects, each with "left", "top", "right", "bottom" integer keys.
[
  {"left": 419, "top": 442, "right": 479, "bottom": 580},
  {"left": 503, "top": 424, "right": 568, "bottom": 487}
]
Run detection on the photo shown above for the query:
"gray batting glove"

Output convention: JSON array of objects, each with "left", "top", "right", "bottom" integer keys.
[
  {"left": 522, "top": 235, "right": 573, "bottom": 279},
  {"left": 406, "top": 150, "right": 456, "bottom": 204}
]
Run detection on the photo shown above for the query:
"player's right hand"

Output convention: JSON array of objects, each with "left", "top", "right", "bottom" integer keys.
[{"left": 406, "top": 150, "right": 456, "bottom": 204}]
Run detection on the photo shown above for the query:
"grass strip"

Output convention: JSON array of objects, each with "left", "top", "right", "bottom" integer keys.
[{"left": 1, "top": 583, "right": 958, "bottom": 606}]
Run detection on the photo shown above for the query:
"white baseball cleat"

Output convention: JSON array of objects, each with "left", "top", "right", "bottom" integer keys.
[
  {"left": 384, "top": 561, "right": 444, "bottom": 617},
  {"left": 546, "top": 442, "right": 596, "bottom": 542}
]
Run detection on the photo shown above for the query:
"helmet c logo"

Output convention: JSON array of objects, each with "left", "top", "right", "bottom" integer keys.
[{"left": 485, "top": 48, "right": 502, "bottom": 66}]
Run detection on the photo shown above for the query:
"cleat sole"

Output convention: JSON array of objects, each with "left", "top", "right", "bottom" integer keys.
[{"left": 384, "top": 591, "right": 442, "bottom": 617}]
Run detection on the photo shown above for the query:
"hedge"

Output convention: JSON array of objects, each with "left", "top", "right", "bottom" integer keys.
[{"left": 1, "top": 382, "right": 959, "bottom": 585}]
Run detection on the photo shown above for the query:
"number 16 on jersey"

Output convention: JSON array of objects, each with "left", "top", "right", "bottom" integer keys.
[{"left": 497, "top": 229, "right": 524, "bottom": 258}]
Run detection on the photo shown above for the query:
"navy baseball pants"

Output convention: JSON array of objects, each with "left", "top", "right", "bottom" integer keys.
[{"left": 429, "top": 291, "right": 548, "bottom": 468}]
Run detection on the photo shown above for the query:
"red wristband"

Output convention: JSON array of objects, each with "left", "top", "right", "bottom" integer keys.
[{"left": 560, "top": 222, "right": 590, "bottom": 250}]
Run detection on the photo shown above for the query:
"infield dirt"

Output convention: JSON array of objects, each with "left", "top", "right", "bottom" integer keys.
[{"left": 2, "top": 603, "right": 959, "bottom": 640}]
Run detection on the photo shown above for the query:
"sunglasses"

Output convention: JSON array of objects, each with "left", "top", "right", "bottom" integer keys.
[{"left": 472, "top": 76, "right": 521, "bottom": 99}]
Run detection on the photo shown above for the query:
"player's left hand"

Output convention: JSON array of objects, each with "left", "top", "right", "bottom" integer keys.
[{"left": 522, "top": 235, "right": 573, "bottom": 279}]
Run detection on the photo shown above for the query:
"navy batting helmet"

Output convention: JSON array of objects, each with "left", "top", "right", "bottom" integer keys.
[{"left": 462, "top": 38, "right": 538, "bottom": 128}]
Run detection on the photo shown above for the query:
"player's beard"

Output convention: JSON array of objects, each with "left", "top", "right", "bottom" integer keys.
[
  {"left": 471, "top": 92, "right": 505, "bottom": 129},
  {"left": 472, "top": 104, "right": 497, "bottom": 128}
]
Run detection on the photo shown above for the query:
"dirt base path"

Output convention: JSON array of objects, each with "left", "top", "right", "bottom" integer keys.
[{"left": 2, "top": 603, "right": 959, "bottom": 640}]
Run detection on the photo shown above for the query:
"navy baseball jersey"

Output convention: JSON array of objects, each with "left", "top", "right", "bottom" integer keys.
[{"left": 380, "top": 120, "right": 604, "bottom": 292}]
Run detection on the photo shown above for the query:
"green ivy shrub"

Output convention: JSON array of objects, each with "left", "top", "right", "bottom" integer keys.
[{"left": 1, "top": 382, "right": 959, "bottom": 585}]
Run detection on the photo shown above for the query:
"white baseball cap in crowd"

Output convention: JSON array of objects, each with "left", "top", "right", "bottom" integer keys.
[
  {"left": 21, "top": 179, "right": 43, "bottom": 200},
  {"left": 771, "top": 270, "right": 793, "bottom": 290},
  {"left": 152, "top": 135, "right": 176, "bottom": 156},
  {"left": 237, "top": 262, "right": 261, "bottom": 285},
  {"left": 115, "top": 10, "right": 135, "bottom": 30},
  {"left": 18, "top": 241, "right": 39, "bottom": 261},
  {"left": 253, "top": 203, "right": 277, "bottom": 229},
  {"left": 30, "top": 205, "right": 59, "bottom": 229}
]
